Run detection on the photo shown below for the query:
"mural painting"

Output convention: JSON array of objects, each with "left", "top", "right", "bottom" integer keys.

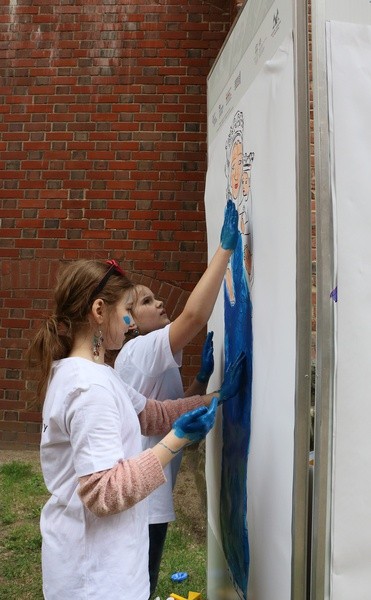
[{"left": 220, "top": 110, "right": 254, "bottom": 599}]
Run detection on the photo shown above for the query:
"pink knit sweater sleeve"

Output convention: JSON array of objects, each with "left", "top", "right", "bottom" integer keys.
[
  {"left": 78, "top": 448, "right": 166, "bottom": 517},
  {"left": 78, "top": 395, "right": 212, "bottom": 517},
  {"left": 138, "top": 394, "right": 208, "bottom": 436}
]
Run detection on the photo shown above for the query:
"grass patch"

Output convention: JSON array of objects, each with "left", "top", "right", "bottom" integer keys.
[
  {"left": 0, "top": 460, "right": 206, "bottom": 599},
  {"left": 156, "top": 515, "right": 207, "bottom": 599},
  {"left": 0, "top": 461, "right": 47, "bottom": 600}
]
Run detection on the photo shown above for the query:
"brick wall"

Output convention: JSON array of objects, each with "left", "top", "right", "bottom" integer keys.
[{"left": 0, "top": 0, "right": 238, "bottom": 447}]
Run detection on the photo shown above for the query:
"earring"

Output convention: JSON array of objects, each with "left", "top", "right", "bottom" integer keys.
[
  {"left": 93, "top": 330, "right": 103, "bottom": 361},
  {"left": 127, "top": 324, "right": 139, "bottom": 337}
]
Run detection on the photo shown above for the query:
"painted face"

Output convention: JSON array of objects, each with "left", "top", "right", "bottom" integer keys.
[
  {"left": 229, "top": 141, "right": 243, "bottom": 201},
  {"left": 103, "top": 291, "right": 134, "bottom": 351},
  {"left": 131, "top": 285, "right": 170, "bottom": 335},
  {"left": 242, "top": 171, "right": 250, "bottom": 197}
]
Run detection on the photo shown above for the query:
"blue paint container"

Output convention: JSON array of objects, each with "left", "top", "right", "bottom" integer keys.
[{"left": 170, "top": 571, "right": 188, "bottom": 582}]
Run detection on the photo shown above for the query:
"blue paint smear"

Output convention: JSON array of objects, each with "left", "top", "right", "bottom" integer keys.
[{"left": 221, "top": 231, "right": 253, "bottom": 599}]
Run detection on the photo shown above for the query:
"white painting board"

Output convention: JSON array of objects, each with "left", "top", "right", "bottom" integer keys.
[
  {"left": 326, "top": 19, "right": 371, "bottom": 599},
  {"left": 311, "top": 1, "right": 371, "bottom": 597},
  {"left": 204, "top": 1, "right": 303, "bottom": 598}
]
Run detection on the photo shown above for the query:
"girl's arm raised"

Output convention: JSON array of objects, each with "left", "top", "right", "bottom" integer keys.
[{"left": 169, "top": 200, "right": 238, "bottom": 354}]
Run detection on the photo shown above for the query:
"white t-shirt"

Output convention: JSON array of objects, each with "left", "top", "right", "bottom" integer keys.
[
  {"left": 114, "top": 324, "right": 183, "bottom": 524},
  {"left": 40, "top": 357, "right": 149, "bottom": 600}
]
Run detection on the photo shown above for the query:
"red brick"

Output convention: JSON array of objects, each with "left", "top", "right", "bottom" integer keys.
[{"left": 0, "top": 0, "right": 234, "bottom": 445}]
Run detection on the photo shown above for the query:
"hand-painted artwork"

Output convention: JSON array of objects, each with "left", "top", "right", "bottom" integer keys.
[
  {"left": 220, "top": 110, "right": 254, "bottom": 599},
  {"left": 206, "top": 27, "right": 297, "bottom": 600}
]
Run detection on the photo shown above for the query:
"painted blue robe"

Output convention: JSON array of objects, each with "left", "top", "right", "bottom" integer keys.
[{"left": 220, "top": 226, "right": 253, "bottom": 598}]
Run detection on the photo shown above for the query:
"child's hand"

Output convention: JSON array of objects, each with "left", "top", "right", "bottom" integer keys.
[
  {"left": 172, "top": 397, "right": 218, "bottom": 443},
  {"left": 220, "top": 199, "right": 239, "bottom": 250},
  {"left": 218, "top": 351, "right": 246, "bottom": 404}
]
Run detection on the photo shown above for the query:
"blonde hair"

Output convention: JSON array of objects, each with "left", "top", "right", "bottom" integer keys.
[{"left": 27, "top": 259, "right": 133, "bottom": 396}]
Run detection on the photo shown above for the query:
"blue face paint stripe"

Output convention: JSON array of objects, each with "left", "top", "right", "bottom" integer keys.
[{"left": 123, "top": 315, "right": 131, "bottom": 325}]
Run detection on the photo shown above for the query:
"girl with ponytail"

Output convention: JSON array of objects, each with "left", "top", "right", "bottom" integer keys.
[{"left": 28, "top": 258, "right": 245, "bottom": 600}]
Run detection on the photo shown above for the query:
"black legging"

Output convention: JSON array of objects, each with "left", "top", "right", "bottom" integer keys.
[{"left": 148, "top": 522, "right": 168, "bottom": 599}]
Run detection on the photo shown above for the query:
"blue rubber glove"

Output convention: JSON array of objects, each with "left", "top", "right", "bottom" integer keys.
[
  {"left": 173, "top": 397, "right": 218, "bottom": 444},
  {"left": 196, "top": 331, "right": 214, "bottom": 383},
  {"left": 218, "top": 351, "right": 246, "bottom": 405},
  {"left": 220, "top": 199, "right": 239, "bottom": 251}
]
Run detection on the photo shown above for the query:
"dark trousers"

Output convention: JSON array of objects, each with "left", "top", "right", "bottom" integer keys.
[{"left": 148, "top": 522, "right": 168, "bottom": 599}]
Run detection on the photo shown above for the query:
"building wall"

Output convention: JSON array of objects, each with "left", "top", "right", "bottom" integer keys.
[{"left": 0, "top": 0, "right": 238, "bottom": 447}]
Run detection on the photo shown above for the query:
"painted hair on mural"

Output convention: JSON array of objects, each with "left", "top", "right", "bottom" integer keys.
[{"left": 225, "top": 110, "right": 244, "bottom": 174}]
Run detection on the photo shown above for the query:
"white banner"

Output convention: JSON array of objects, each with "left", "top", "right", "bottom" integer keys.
[
  {"left": 205, "top": 2, "right": 297, "bottom": 594},
  {"left": 327, "top": 20, "right": 371, "bottom": 600}
]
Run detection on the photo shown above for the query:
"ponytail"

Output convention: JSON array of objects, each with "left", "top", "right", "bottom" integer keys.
[{"left": 27, "top": 314, "right": 73, "bottom": 397}]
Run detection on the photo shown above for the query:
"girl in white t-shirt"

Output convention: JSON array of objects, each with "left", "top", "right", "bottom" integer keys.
[
  {"left": 114, "top": 198, "right": 240, "bottom": 597},
  {"left": 28, "top": 258, "right": 245, "bottom": 600}
]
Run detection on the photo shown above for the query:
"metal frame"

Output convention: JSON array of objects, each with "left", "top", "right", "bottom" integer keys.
[
  {"left": 309, "top": 1, "right": 335, "bottom": 598},
  {"left": 291, "top": 1, "right": 313, "bottom": 598}
]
